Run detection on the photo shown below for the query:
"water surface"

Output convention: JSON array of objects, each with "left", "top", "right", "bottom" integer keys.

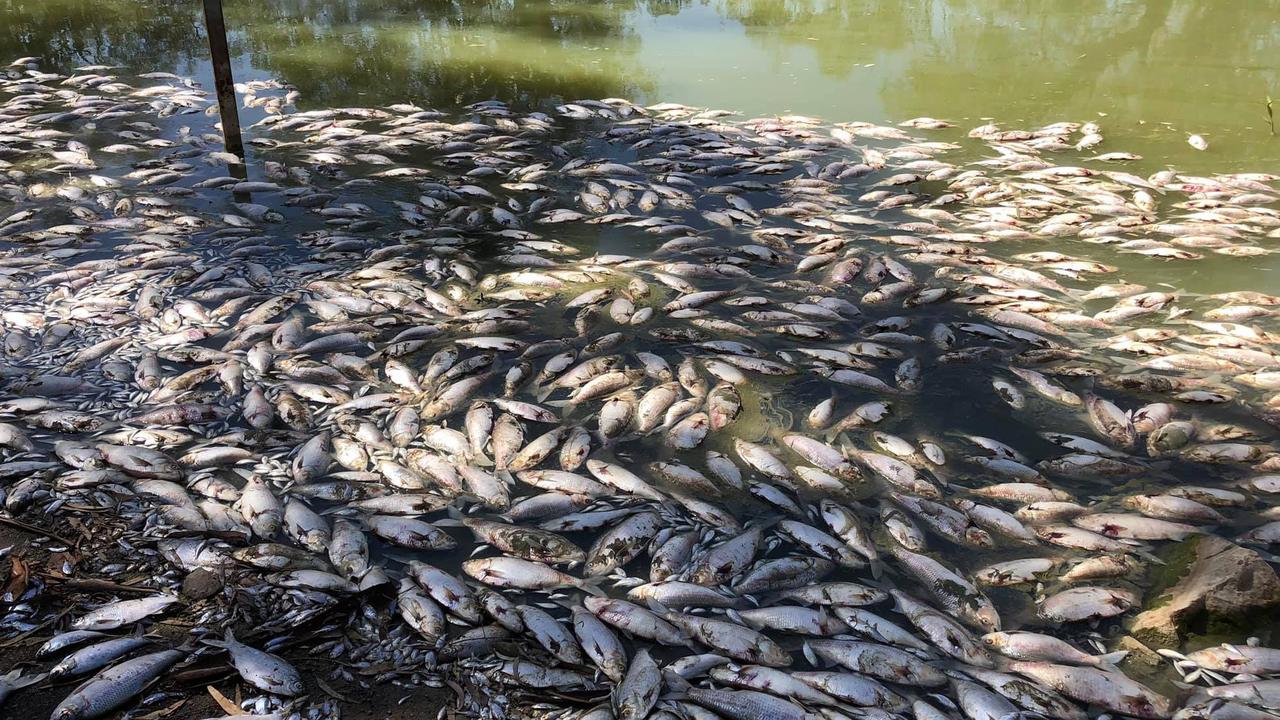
[{"left": 4, "top": 0, "right": 1278, "bottom": 168}]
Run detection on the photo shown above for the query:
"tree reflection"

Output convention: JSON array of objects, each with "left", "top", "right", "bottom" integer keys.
[
  {"left": 0, "top": 0, "right": 692, "bottom": 111},
  {"left": 714, "top": 0, "right": 1280, "bottom": 127},
  {"left": 223, "top": 0, "right": 687, "bottom": 108},
  {"left": 0, "top": 0, "right": 202, "bottom": 73},
  {"left": 717, "top": 0, "right": 913, "bottom": 78},
  {"left": 1, "top": 0, "right": 1275, "bottom": 132}
]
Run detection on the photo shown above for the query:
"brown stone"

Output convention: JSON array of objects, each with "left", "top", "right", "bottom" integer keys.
[
  {"left": 181, "top": 568, "right": 223, "bottom": 600},
  {"left": 1116, "top": 635, "right": 1162, "bottom": 672},
  {"left": 1131, "top": 535, "right": 1280, "bottom": 646}
]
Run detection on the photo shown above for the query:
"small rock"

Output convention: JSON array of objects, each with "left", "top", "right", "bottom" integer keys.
[
  {"left": 1131, "top": 536, "right": 1280, "bottom": 646},
  {"left": 1116, "top": 635, "right": 1162, "bottom": 672},
  {"left": 182, "top": 568, "right": 223, "bottom": 600}
]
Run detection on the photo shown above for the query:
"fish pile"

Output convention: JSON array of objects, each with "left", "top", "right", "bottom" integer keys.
[{"left": 1, "top": 55, "right": 1280, "bottom": 720}]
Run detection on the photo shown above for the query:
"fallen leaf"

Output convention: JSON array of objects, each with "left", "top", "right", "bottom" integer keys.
[
  {"left": 2, "top": 556, "right": 28, "bottom": 601},
  {"left": 46, "top": 551, "right": 77, "bottom": 578},
  {"left": 206, "top": 685, "right": 240, "bottom": 716},
  {"left": 316, "top": 677, "right": 349, "bottom": 702}
]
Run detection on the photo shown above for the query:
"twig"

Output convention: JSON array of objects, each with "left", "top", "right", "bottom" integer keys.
[
  {"left": 0, "top": 615, "right": 56, "bottom": 648},
  {"left": 44, "top": 576, "right": 161, "bottom": 595},
  {"left": 316, "top": 677, "right": 351, "bottom": 702},
  {"left": 0, "top": 516, "right": 75, "bottom": 546},
  {"left": 172, "top": 665, "right": 235, "bottom": 685}
]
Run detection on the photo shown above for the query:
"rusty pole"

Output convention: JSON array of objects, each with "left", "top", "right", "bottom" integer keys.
[{"left": 202, "top": 0, "right": 248, "bottom": 180}]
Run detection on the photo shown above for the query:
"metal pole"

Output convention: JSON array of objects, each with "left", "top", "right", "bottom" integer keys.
[{"left": 202, "top": 0, "right": 247, "bottom": 180}]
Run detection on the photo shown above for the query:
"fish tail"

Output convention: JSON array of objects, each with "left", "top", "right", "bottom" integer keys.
[
  {"left": 1094, "top": 650, "right": 1129, "bottom": 669},
  {"left": 662, "top": 669, "right": 692, "bottom": 695},
  {"left": 2, "top": 668, "right": 45, "bottom": 690},
  {"left": 575, "top": 576, "right": 607, "bottom": 597},
  {"left": 203, "top": 627, "right": 235, "bottom": 649},
  {"left": 438, "top": 505, "right": 466, "bottom": 526}
]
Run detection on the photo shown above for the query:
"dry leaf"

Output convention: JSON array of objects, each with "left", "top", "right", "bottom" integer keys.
[
  {"left": 2, "top": 556, "right": 28, "bottom": 601},
  {"left": 316, "top": 677, "right": 349, "bottom": 702},
  {"left": 45, "top": 551, "right": 76, "bottom": 578},
  {"left": 206, "top": 685, "right": 240, "bottom": 716}
]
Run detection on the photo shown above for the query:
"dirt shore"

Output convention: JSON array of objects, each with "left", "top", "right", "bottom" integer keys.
[{"left": 2, "top": 521, "right": 452, "bottom": 719}]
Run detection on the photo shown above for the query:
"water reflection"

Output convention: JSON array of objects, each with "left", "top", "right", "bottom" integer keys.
[
  {"left": 5, "top": 0, "right": 1274, "bottom": 141},
  {"left": 703, "top": 0, "right": 1279, "bottom": 167},
  {"left": 0, "top": 0, "right": 202, "bottom": 72},
  {"left": 1, "top": 0, "right": 1276, "bottom": 168},
  {"left": 871, "top": 0, "right": 1280, "bottom": 127},
  {"left": 224, "top": 0, "right": 685, "bottom": 109}
]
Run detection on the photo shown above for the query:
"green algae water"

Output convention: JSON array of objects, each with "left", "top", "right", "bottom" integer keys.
[{"left": 4, "top": 0, "right": 1279, "bottom": 294}]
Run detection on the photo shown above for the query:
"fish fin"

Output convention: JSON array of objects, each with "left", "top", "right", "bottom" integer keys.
[
  {"left": 549, "top": 595, "right": 579, "bottom": 611},
  {"left": 437, "top": 505, "right": 466, "bottom": 526},
  {"left": 19, "top": 671, "right": 47, "bottom": 689},
  {"left": 2, "top": 669, "right": 45, "bottom": 690},
  {"left": 662, "top": 669, "right": 692, "bottom": 695},
  {"left": 939, "top": 664, "right": 973, "bottom": 681},
  {"left": 868, "top": 558, "right": 886, "bottom": 580},
  {"left": 201, "top": 627, "right": 236, "bottom": 650},
  {"left": 576, "top": 576, "right": 607, "bottom": 597},
  {"left": 744, "top": 515, "right": 782, "bottom": 532},
  {"left": 534, "top": 384, "right": 554, "bottom": 403},
  {"left": 646, "top": 599, "right": 672, "bottom": 617},
  {"left": 1094, "top": 650, "right": 1129, "bottom": 669},
  {"left": 1134, "top": 548, "right": 1165, "bottom": 565},
  {"left": 802, "top": 641, "right": 821, "bottom": 667}
]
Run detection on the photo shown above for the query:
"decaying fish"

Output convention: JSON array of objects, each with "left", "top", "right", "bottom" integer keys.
[{"left": 0, "top": 56, "right": 1276, "bottom": 720}]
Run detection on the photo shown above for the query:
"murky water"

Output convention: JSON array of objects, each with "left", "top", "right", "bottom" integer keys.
[{"left": 4, "top": 1, "right": 1278, "bottom": 157}]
